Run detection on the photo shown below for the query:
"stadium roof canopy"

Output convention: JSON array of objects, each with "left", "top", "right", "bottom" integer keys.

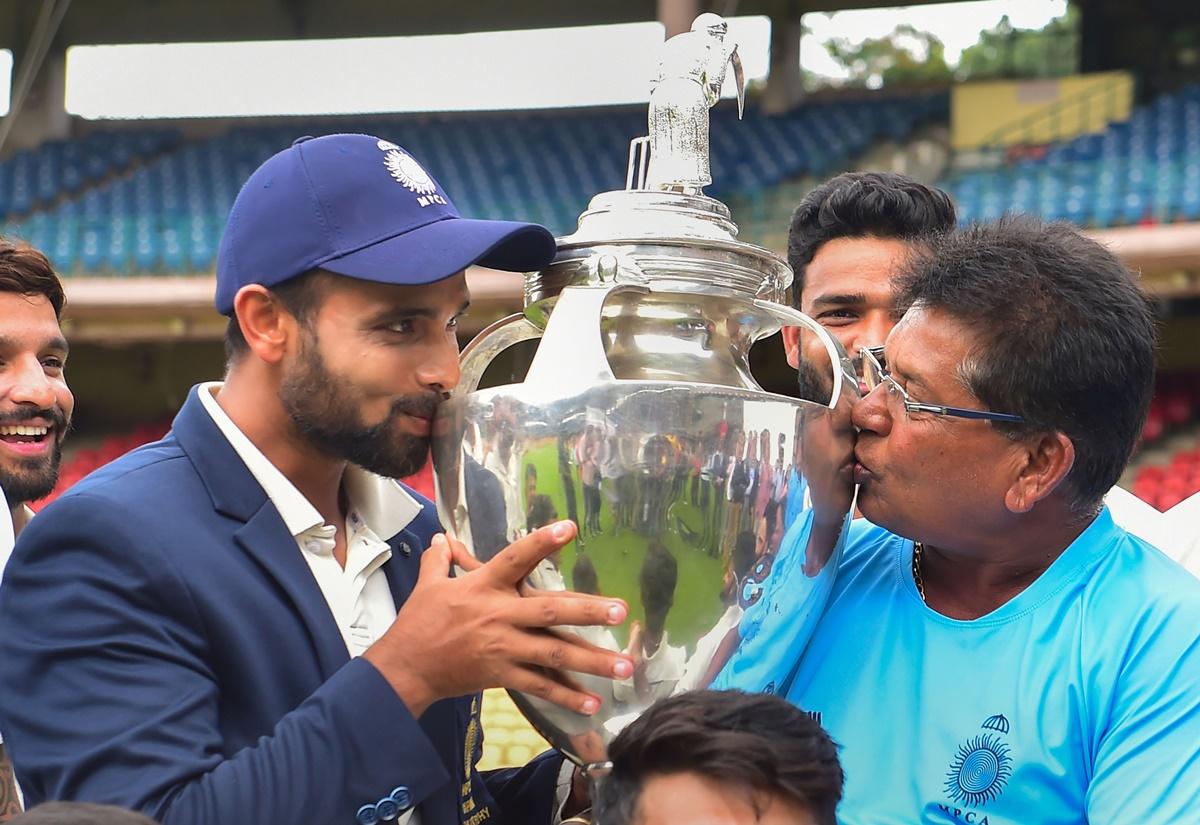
[{"left": 0, "top": 0, "right": 942, "bottom": 47}]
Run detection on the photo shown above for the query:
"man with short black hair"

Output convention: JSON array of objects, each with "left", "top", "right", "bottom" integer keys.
[
  {"left": 595, "top": 689, "right": 843, "bottom": 825},
  {"left": 0, "top": 135, "right": 633, "bottom": 825},
  {"left": 747, "top": 217, "right": 1200, "bottom": 822},
  {"left": 781, "top": 170, "right": 1167, "bottom": 543},
  {"left": 782, "top": 171, "right": 955, "bottom": 402}
]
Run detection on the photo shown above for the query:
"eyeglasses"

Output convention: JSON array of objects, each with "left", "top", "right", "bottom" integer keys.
[{"left": 861, "top": 347, "right": 1026, "bottom": 424}]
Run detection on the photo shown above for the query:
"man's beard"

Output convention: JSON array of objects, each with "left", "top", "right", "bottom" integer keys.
[
  {"left": 795, "top": 357, "right": 833, "bottom": 407},
  {"left": 279, "top": 336, "right": 440, "bottom": 479},
  {"left": 796, "top": 350, "right": 865, "bottom": 407},
  {"left": 0, "top": 407, "right": 70, "bottom": 506}
]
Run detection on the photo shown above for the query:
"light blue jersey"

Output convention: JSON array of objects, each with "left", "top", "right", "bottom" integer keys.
[
  {"left": 773, "top": 509, "right": 1200, "bottom": 824},
  {"left": 711, "top": 507, "right": 844, "bottom": 694}
]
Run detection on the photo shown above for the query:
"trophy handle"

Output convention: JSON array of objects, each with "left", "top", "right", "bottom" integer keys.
[
  {"left": 752, "top": 299, "right": 856, "bottom": 411},
  {"left": 524, "top": 285, "right": 616, "bottom": 391},
  {"left": 523, "top": 282, "right": 648, "bottom": 393},
  {"left": 455, "top": 312, "right": 544, "bottom": 397}
]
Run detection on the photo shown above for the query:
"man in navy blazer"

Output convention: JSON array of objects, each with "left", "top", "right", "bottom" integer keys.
[{"left": 0, "top": 134, "right": 634, "bottom": 825}]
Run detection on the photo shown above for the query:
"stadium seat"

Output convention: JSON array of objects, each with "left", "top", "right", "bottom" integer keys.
[{"left": 940, "top": 85, "right": 1200, "bottom": 229}]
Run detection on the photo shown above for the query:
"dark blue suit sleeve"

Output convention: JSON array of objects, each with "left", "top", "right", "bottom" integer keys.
[{"left": 0, "top": 493, "right": 448, "bottom": 825}]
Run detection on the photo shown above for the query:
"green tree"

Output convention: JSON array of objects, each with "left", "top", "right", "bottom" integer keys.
[
  {"left": 821, "top": 24, "right": 954, "bottom": 89},
  {"left": 956, "top": 7, "right": 1080, "bottom": 81}
]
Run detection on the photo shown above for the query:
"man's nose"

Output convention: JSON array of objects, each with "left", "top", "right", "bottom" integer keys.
[
  {"left": 7, "top": 358, "right": 57, "bottom": 409},
  {"left": 417, "top": 337, "right": 462, "bottom": 396},
  {"left": 851, "top": 313, "right": 895, "bottom": 364},
  {"left": 851, "top": 384, "right": 892, "bottom": 436}
]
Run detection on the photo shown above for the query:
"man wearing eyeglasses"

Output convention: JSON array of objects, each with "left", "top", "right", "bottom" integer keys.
[
  {"left": 780, "top": 172, "right": 1170, "bottom": 552},
  {"left": 749, "top": 217, "right": 1200, "bottom": 823}
]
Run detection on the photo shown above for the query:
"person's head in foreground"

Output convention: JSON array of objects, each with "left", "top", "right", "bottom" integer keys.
[
  {"left": 217, "top": 133, "right": 555, "bottom": 480},
  {"left": 595, "top": 690, "right": 843, "bottom": 825},
  {"left": 783, "top": 171, "right": 956, "bottom": 402},
  {"left": 12, "top": 802, "right": 158, "bottom": 825},
  {"left": 854, "top": 216, "right": 1156, "bottom": 544},
  {"left": 0, "top": 239, "right": 73, "bottom": 517}
]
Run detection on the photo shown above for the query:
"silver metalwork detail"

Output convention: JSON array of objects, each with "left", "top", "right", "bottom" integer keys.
[
  {"left": 430, "top": 13, "right": 857, "bottom": 794},
  {"left": 646, "top": 12, "right": 745, "bottom": 193}
]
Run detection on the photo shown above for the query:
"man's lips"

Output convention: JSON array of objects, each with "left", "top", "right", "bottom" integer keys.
[
  {"left": 852, "top": 449, "right": 875, "bottom": 484},
  {"left": 0, "top": 409, "right": 68, "bottom": 459},
  {"left": 0, "top": 432, "right": 54, "bottom": 457},
  {"left": 400, "top": 413, "right": 432, "bottom": 436}
]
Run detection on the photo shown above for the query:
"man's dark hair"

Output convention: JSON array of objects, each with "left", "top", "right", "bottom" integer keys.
[
  {"left": 572, "top": 553, "right": 600, "bottom": 595},
  {"left": 787, "top": 171, "right": 956, "bottom": 303},
  {"left": 595, "top": 690, "right": 843, "bottom": 825},
  {"left": 639, "top": 541, "right": 678, "bottom": 620},
  {"left": 898, "top": 216, "right": 1156, "bottom": 516},
  {"left": 223, "top": 269, "right": 332, "bottom": 362},
  {"left": 0, "top": 237, "right": 65, "bottom": 319},
  {"left": 12, "top": 802, "right": 159, "bottom": 825},
  {"left": 526, "top": 493, "right": 558, "bottom": 532}
]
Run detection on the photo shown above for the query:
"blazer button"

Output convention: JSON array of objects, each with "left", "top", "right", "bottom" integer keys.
[
  {"left": 390, "top": 785, "right": 413, "bottom": 810},
  {"left": 375, "top": 797, "right": 401, "bottom": 821},
  {"left": 355, "top": 803, "right": 379, "bottom": 825}
]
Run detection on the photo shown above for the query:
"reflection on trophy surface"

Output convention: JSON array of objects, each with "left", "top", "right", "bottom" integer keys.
[{"left": 431, "top": 12, "right": 859, "bottom": 819}]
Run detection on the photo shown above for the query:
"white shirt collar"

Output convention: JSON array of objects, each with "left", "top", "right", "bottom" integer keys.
[{"left": 197, "top": 382, "right": 421, "bottom": 540}]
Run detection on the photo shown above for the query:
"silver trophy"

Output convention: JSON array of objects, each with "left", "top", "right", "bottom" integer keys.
[{"left": 432, "top": 14, "right": 858, "bottom": 821}]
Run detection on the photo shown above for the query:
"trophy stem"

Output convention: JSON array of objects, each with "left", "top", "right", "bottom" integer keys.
[{"left": 561, "top": 761, "right": 614, "bottom": 825}]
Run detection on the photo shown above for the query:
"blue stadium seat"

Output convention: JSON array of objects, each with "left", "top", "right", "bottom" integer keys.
[
  {"left": 10, "top": 94, "right": 950, "bottom": 273},
  {"left": 941, "top": 84, "right": 1200, "bottom": 228}
]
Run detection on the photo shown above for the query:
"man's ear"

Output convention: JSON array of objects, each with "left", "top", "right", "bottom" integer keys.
[
  {"left": 1005, "top": 431, "right": 1076, "bottom": 514},
  {"left": 781, "top": 325, "right": 801, "bottom": 369},
  {"left": 231, "top": 285, "right": 294, "bottom": 365}
]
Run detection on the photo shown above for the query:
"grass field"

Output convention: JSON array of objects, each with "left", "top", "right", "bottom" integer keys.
[{"left": 522, "top": 441, "right": 727, "bottom": 648}]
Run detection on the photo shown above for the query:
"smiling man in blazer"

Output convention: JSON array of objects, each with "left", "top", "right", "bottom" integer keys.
[{"left": 0, "top": 134, "right": 633, "bottom": 825}]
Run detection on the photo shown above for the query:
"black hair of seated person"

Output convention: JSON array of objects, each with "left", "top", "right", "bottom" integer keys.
[
  {"left": 526, "top": 493, "right": 558, "bottom": 533},
  {"left": 11, "top": 802, "right": 160, "bottom": 825},
  {"left": 787, "top": 171, "right": 957, "bottom": 303},
  {"left": 639, "top": 542, "right": 678, "bottom": 631},
  {"left": 572, "top": 553, "right": 600, "bottom": 596},
  {"left": 897, "top": 216, "right": 1156, "bottom": 518},
  {"left": 595, "top": 689, "right": 843, "bottom": 825}
]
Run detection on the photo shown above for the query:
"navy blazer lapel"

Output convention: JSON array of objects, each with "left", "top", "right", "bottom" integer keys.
[
  {"left": 382, "top": 527, "right": 423, "bottom": 608},
  {"left": 235, "top": 505, "right": 350, "bottom": 678},
  {"left": 171, "top": 386, "right": 270, "bottom": 523},
  {"left": 172, "top": 386, "right": 350, "bottom": 678}
]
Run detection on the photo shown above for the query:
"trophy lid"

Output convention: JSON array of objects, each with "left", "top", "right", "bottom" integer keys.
[{"left": 525, "top": 14, "right": 792, "bottom": 312}]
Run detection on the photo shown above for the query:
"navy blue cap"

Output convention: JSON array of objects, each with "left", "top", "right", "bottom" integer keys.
[{"left": 215, "top": 133, "right": 557, "bottom": 315}]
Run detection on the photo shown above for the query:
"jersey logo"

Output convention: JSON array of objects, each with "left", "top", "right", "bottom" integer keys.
[{"left": 943, "top": 715, "right": 1012, "bottom": 808}]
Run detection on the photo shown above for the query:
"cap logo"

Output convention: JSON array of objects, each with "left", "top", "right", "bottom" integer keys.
[{"left": 378, "top": 139, "right": 446, "bottom": 207}]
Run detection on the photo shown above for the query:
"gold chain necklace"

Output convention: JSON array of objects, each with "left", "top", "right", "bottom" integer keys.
[{"left": 912, "top": 541, "right": 926, "bottom": 603}]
